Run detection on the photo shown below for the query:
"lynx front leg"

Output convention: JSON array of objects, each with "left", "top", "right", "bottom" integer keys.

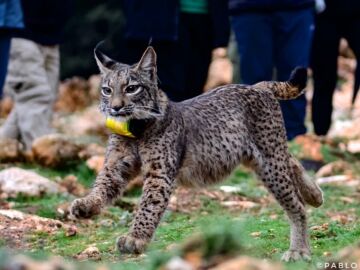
[
  {"left": 117, "top": 172, "right": 175, "bottom": 253},
  {"left": 70, "top": 136, "right": 139, "bottom": 219}
]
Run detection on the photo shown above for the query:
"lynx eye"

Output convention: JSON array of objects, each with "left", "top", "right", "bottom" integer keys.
[
  {"left": 125, "top": 85, "right": 142, "bottom": 95},
  {"left": 101, "top": 87, "right": 113, "bottom": 97}
]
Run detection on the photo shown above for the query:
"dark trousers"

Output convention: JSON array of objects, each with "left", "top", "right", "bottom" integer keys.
[
  {"left": 0, "top": 33, "right": 11, "bottom": 98},
  {"left": 231, "top": 8, "right": 314, "bottom": 140},
  {"left": 119, "top": 13, "right": 212, "bottom": 102},
  {"left": 311, "top": 15, "right": 360, "bottom": 135}
]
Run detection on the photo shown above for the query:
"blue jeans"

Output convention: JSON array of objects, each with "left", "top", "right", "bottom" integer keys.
[
  {"left": 0, "top": 33, "right": 11, "bottom": 98},
  {"left": 231, "top": 8, "right": 314, "bottom": 140}
]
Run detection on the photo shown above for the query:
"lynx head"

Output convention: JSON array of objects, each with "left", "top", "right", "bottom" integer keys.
[{"left": 95, "top": 45, "right": 167, "bottom": 121}]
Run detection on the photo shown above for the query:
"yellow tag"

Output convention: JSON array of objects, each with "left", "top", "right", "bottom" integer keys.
[{"left": 105, "top": 118, "right": 135, "bottom": 138}]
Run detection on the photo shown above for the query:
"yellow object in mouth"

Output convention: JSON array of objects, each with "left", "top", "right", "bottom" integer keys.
[{"left": 105, "top": 117, "right": 135, "bottom": 138}]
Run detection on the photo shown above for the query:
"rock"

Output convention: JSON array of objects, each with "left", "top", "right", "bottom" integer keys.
[
  {"left": 54, "top": 77, "right": 92, "bottom": 113},
  {"left": 347, "top": 139, "right": 360, "bottom": 154},
  {"left": 294, "top": 135, "right": 323, "bottom": 161},
  {"left": 86, "top": 155, "right": 105, "bottom": 174},
  {"left": 0, "top": 95, "right": 14, "bottom": 118},
  {"left": 0, "top": 138, "right": 23, "bottom": 162},
  {"left": 325, "top": 242, "right": 360, "bottom": 269},
  {"left": 4, "top": 254, "right": 73, "bottom": 270},
  {"left": 210, "top": 256, "right": 283, "bottom": 270},
  {"left": 0, "top": 167, "right": 60, "bottom": 198},
  {"left": 250, "top": 232, "right": 262, "bottom": 238},
  {"left": 204, "top": 57, "right": 233, "bottom": 91},
  {"left": 65, "top": 225, "right": 78, "bottom": 237},
  {"left": 220, "top": 201, "right": 260, "bottom": 210},
  {"left": 54, "top": 105, "right": 106, "bottom": 137},
  {"left": 78, "top": 143, "right": 106, "bottom": 160},
  {"left": 125, "top": 176, "right": 143, "bottom": 193},
  {"left": 165, "top": 257, "right": 195, "bottom": 270},
  {"left": 168, "top": 188, "right": 202, "bottom": 214},
  {"left": 59, "top": 175, "right": 87, "bottom": 197},
  {"left": 0, "top": 210, "right": 75, "bottom": 249},
  {"left": 0, "top": 209, "right": 25, "bottom": 220},
  {"left": 88, "top": 74, "right": 101, "bottom": 101},
  {"left": 31, "top": 134, "right": 83, "bottom": 168},
  {"left": 56, "top": 202, "right": 71, "bottom": 219},
  {"left": 74, "top": 246, "right": 101, "bottom": 261},
  {"left": 315, "top": 161, "right": 352, "bottom": 178},
  {"left": 219, "top": 186, "right": 242, "bottom": 193},
  {"left": 316, "top": 175, "right": 359, "bottom": 186},
  {"left": 99, "top": 219, "right": 114, "bottom": 228}
]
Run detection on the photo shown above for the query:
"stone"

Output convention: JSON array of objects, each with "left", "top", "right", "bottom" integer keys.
[
  {"left": 0, "top": 167, "right": 60, "bottom": 198},
  {"left": 86, "top": 155, "right": 105, "bottom": 174},
  {"left": 210, "top": 256, "right": 283, "bottom": 270},
  {"left": 31, "top": 134, "right": 82, "bottom": 168},
  {"left": 315, "top": 161, "right": 352, "bottom": 178},
  {"left": 204, "top": 57, "right": 233, "bottom": 91},
  {"left": 54, "top": 77, "right": 92, "bottom": 113},
  {"left": 59, "top": 175, "right": 87, "bottom": 197},
  {"left": 0, "top": 209, "right": 75, "bottom": 249},
  {"left": 165, "top": 257, "right": 195, "bottom": 270},
  {"left": 74, "top": 246, "right": 101, "bottom": 261},
  {"left": 88, "top": 74, "right": 101, "bottom": 101},
  {"left": 78, "top": 143, "right": 106, "bottom": 160},
  {"left": 0, "top": 138, "right": 23, "bottom": 162},
  {"left": 294, "top": 135, "right": 323, "bottom": 161},
  {"left": 4, "top": 254, "right": 73, "bottom": 270},
  {"left": 0, "top": 95, "right": 14, "bottom": 118},
  {"left": 54, "top": 105, "right": 106, "bottom": 137}
]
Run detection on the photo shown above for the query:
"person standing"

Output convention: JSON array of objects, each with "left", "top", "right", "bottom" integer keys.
[
  {"left": 0, "top": 0, "right": 23, "bottom": 98},
  {"left": 229, "top": 0, "right": 315, "bottom": 140},
  {"left": 120, "top": 0, "right": 230, "bottom": 101},
  {"left": 311, "top": 0, "right": 360, "bottom": 135},
  {"left": 0, "top": 0, "right": 71, "bottom": 150}
]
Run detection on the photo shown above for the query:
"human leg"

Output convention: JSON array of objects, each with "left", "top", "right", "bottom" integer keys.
[
  {"left": 311, "top": 16, "right": 340, "bottom": 135},
  {"left": 343, "top": 18, "right": 360, "bottom": 105},
  {"left": 274, "top": 8, "right": 314, "bottom": 139},
  {"left": 2, "top": 39, "right": 56, "bottom": 149},
  {"left": 0, "top": 33, "right": 11, "bottom": 98},
  {"left": 180, "top": 13, "right": 212, "bottom": 98},
  {"left": 231, "top": 12, "right": 274, "bottom": 84}
]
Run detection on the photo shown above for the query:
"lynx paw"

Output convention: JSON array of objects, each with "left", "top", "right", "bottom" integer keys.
[
  {"left": 281, "top": 249, "right": 311, "bottom": 262},
  {"left": 69, "top": 198, "right": 101, "bottom": 219},
  {"left": 116, "top": 234, "right": 148, "bottom": 254}
]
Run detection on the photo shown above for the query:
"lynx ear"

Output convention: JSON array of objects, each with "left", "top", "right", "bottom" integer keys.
[
  {"left": 136, "top": 46, "right": 157, "bottom": 81},
  {"left": 94, "top": 42, "right": 116, "bottom": 73}
]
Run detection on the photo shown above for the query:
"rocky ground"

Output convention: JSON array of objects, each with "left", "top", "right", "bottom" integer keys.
[{"left": 0, "top": 43, "right": 359, "bottom": 270}]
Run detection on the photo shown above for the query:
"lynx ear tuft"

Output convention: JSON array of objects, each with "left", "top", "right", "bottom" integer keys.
[
  {"left": 94, "top": 41, "right": 117, "bottom": 73},
  {"left": 136, "top": 46, "right": 157, "bottom": 81}
]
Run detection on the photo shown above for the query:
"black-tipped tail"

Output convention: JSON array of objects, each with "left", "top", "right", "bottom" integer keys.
[{"left": 288, "top": 67, "right": 308, "bottom": 90}]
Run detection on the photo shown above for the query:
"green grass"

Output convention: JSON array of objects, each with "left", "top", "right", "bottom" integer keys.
[{"left": 0, "top": 162, "right": 359, "bottom": 270}]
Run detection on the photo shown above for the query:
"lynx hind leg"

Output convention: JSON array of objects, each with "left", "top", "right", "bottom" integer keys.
[
  {"left": 290, "top": 157, "right": 323, "bottom": 208},
  {"left": 256, "top": 161, "right": 311, "bottom": 262}
]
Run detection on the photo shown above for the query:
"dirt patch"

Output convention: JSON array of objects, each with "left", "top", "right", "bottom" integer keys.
[
  {"left": 0, "top": 210, "right": 75, "bottom": 249},
  {"left": 168, "top": 187, "right": 266, "bottom": 214}
]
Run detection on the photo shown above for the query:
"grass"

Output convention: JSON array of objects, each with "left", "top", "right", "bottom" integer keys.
[{"left": 0, "top": 157, "right": 359, "bottom": 269}]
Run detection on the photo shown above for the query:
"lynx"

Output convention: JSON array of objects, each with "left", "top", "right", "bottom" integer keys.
[{"left": 70, "top": 46, "right": 323, "bottom": 261}]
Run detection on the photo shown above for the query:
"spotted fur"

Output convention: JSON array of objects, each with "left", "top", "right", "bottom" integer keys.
[{"left": 70, "top": 46, "right": 323, "bottom": 261}]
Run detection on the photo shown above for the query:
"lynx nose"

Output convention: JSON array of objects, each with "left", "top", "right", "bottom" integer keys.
[{"left": 110, "top": 105, "right": 122, "bottom": 116}]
